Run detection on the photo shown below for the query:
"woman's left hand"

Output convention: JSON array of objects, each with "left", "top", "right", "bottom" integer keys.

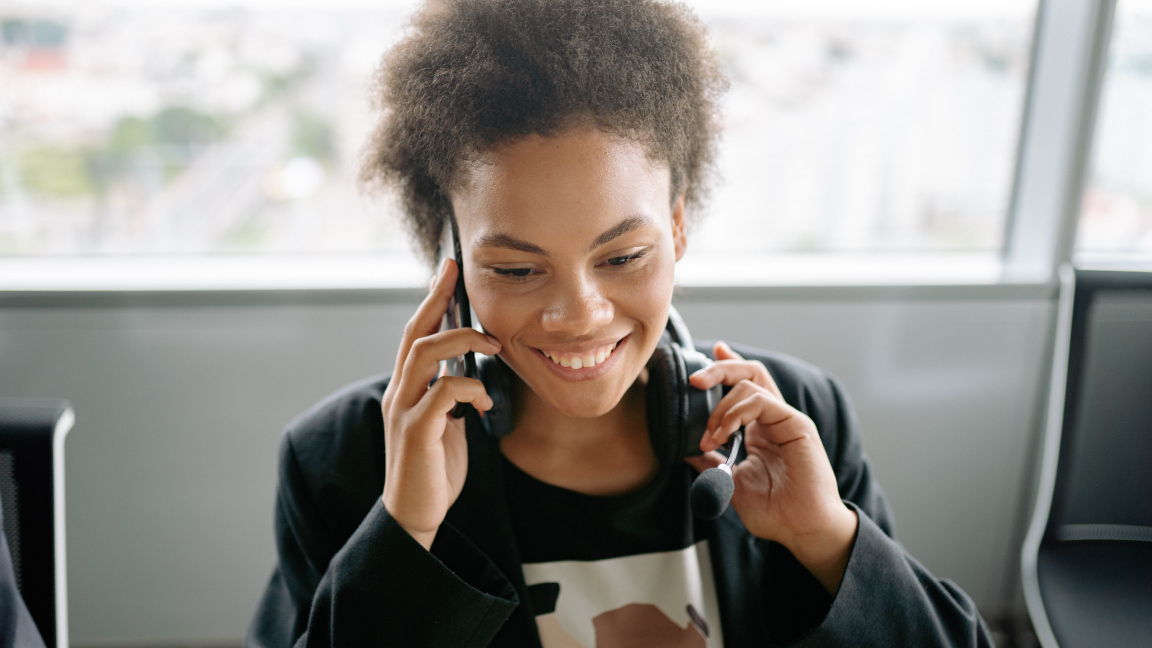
[{"left": 686, "top": 341, "right": 858, "bottom": 596}]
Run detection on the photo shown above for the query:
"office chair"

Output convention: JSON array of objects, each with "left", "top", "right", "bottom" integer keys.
[
  {"left": 1022, "top": 266, "right": 1152, "bottom": 648},
  {"left": 0, "top": 398, "right": 73, "bottom": 648}
]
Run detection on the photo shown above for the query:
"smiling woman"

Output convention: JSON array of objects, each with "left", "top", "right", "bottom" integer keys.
[
  {"left": 454, "top": 128, "right": 683, "bottom": 496},
  {"left": 458, "top": 129, "right": 679, "bottom": 402},
  {"left": 246, "top": 1, "right": 997, "bottom": 647}
]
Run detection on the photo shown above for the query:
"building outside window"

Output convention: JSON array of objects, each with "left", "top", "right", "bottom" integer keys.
[{"left": 0, "top": 0, "right": 1042, "bottom": 285}]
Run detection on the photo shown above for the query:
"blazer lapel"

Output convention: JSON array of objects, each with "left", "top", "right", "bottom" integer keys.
[{"left": 444, "top": 412, "right": 544, "bottom": 648}]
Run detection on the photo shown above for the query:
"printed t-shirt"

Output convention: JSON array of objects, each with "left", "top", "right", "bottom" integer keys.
[{"left": 502, "top": 456, "right": 724, "bottom": 648}]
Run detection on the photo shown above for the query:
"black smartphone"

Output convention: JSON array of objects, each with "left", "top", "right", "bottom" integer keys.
[{"left": 440, "top": 218, "right": 478, "bottom": 417}]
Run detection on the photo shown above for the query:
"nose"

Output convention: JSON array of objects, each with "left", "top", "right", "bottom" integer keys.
[{"left": 540, "top": 271, "right": 614, "bottom": 336}]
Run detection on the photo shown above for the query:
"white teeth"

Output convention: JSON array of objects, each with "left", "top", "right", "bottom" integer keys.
[{"left": 543, "top": 340, "right": 620, "bottom": 369}]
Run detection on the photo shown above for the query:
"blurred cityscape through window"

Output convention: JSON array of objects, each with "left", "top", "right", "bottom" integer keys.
[
  {"left": 0, "top": 0, "right": 1036, "bottom": 260},
  {"left": 1078, "top": 0, "right": 1152, "bottom": 257}
]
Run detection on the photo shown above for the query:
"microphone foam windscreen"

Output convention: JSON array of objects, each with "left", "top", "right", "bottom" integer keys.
[{"left": 690, "top": 467, "right": 734, "bottom": 520}]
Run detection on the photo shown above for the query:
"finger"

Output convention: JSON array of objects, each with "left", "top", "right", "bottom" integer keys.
[
  {"left": 402, "top": 376, "right": 492, "bottom": 447},
  {"left": 423, "top": 375, "right": 493, "bottom": 415},
  {"left": 704, "top": 392, "right": 803, "bottom": 451},
  {"left": 714, "top": 340, "right": 744, "bottom": 361},
  {"left": 397, "top": 328, "right": 501, "bottom": 407},
  {"left": 685, "top": 451, "right": 727, "bottom": 474},
  {"left": 689, "top": 344, "right": 781, "bottom": 398},
  {"left": 394, "top": 258, "right": 457, "bottom": 381},
  {"left": 689, "top": 359, "right": 766, "bottom": 390},
  {"left": 702, "top": 379, "right": 763, "bottom": 440}
]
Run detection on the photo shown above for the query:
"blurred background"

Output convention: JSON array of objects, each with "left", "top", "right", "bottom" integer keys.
[
  {"left": 1, "top": 0, "right": 1042, "bottom": 259},
  {"left": 0, "top": 0, "right": 1149, "bottom": 645}
]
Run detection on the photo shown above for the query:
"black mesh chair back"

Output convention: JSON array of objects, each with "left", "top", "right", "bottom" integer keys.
[
  {"left": 1022, "top": 267, "right": 1152, "bottom": 648},
  {"left": 0, "top": 398, "right": 73, "bottom": 648}
]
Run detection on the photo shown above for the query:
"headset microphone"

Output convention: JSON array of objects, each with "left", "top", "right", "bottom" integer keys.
[{"left": 689, "top": 429, "right": 742, "bottom": 520}]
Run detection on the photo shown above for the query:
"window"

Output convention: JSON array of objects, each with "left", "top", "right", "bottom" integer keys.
[
  {"left": 1077, "top": 0, "right": 1152, "bottom": 258},
  {"left": 688, "top": 1, "right": 1036, "bottom": 257},
  {"left": 0, "top": 0, "right": 418, "bottom": 257},
  {"left": 0, "top": 0, "right": 1038, "bottom": 286}
]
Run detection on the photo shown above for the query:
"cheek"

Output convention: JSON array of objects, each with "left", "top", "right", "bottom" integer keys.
[
  {"left": 465, "top": 276, "right": 540, "bottom": 349},
  {"left": 467, "top": 284, "right": 514, "bottom": 339},
  {"left": 627, "top": 254, "right": 676, "bottom": 325}
]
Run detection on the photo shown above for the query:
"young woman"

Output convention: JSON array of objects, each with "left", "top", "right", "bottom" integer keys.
[{"left": 247, "top": 1, "right": 994, "bottom": 646}]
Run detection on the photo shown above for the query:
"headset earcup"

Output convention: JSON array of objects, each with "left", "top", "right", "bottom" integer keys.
[
  {"left": 477, "top": 355, "right": 515, "bottom": 438},
  {"left": 646, "top": 341, "right": 689, "bottom": 467},
  {"left": 680, "top": 349, "right": 720, "bottom": 458}
]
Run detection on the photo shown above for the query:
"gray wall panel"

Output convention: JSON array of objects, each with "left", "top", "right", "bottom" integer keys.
[
  {"left": 0, "top": 304, "right": 408, "bottom": 644},
  {"left": 0, "top": 293, "right": 1051, "bottom": 644}
]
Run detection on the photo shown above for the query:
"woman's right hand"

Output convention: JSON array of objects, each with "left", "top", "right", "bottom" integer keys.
[{"left": 381, "top": 258, "right": 501, "bottom": 551}]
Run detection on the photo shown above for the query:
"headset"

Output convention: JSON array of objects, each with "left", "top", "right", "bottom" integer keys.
[{"left": 439, "top": 217, "right": 740, "bottom": 519}]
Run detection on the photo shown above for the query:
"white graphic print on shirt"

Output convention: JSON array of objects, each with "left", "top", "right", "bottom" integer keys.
[{"left": 521, "top": 540, "right": 723, "bottom": 648}]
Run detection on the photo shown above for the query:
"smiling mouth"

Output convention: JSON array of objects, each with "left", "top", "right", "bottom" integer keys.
[{"left": 533, "top": 336, "right": 625, "bottom": 370}]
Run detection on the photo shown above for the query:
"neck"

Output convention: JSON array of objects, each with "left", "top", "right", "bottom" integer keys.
[{"left": 500, "top": 377, "right": 658, "bottom": 496}]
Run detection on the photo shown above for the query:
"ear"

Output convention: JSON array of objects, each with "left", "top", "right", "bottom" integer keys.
[{"left": 672, "top": 194, "right": 688, "bottom": 261}]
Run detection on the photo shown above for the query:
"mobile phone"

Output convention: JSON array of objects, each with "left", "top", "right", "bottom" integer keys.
[{"left": 440, "top": 218, "right": 478, "bottom": 418}]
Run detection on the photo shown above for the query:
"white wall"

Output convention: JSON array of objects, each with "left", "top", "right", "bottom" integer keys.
[{"left": 0, "top": 286, "right": 1053, "bottom": 645}]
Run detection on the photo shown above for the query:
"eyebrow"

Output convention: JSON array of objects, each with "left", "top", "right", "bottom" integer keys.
[
  {"left": 586, "top": 215, "right": 647, "bottom": 252},
  {"left": 473, "top": 215, "right": 650, "bottom": 257},
  {"left": 473, "top": 232, "right": 548, "bottom": 256}
]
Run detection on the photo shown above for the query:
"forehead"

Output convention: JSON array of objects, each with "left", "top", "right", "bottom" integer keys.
[{"left": 451, "top": 126, "right": 672, "bottom": 242}]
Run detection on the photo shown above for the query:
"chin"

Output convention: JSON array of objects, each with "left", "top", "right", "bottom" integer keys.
[
  {"left": 545, "top": 388, "right": 628, "bottom": 419},
  {"left": 513, "top": 359, "right": 640, "bottom": 420}
]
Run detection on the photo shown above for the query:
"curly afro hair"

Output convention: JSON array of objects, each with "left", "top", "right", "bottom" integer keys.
[{"left": 360, "top": 0, "right": 727, "bottom": 267}]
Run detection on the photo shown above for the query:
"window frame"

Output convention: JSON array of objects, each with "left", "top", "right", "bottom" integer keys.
[{"left": 1003, "top": 0, "right": 1119, "bottom": 284}]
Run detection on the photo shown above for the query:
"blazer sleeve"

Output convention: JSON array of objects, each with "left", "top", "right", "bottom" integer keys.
[
  {"left": 245, "top": 396, "right": 519, "bottom": 648},
  {"left": 752, "top": 357, "right": 994, "bottom": 648}
]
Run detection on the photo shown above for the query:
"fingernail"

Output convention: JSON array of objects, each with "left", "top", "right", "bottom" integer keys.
[
  {"left": 439, "top": 258, "right": 451, "bottom": 275},
  {"left": 485, "top": 334, "right": 501, "bottom": 347}
]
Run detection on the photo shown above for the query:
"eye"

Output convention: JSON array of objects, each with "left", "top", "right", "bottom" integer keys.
[
  {"left": 604, "top": 250, "right": 646, "bottom": 267},
  {"left": 493, "top": 267, "right": 533, "bottom": 278}
]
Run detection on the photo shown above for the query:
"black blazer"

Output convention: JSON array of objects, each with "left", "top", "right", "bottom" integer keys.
[{"left": 246, "top": 343, "right": 994, "bottom": 647}]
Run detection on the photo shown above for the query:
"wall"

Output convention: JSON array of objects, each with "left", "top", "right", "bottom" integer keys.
[{"left": 0, "top": 285, "right": 1054, "bottom": 645}]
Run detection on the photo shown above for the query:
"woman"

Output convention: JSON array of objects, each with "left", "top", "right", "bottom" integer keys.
[{"left": 247, "top": 1, "right": 994, "bottom": 646}]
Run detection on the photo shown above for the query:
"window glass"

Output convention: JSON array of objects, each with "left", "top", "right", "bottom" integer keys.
[
  {"left": 0, "top": 0, "right": 1035, "bottom": 260},
  {"left": 1077, "top": 0, "right": 1152, "bottom": 257},
  {"left": 687, "top": 0, "right": 1036, "bottom": 256},
  {"left": 0, "top": 0, "right": 419, "bottom": 257}
]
